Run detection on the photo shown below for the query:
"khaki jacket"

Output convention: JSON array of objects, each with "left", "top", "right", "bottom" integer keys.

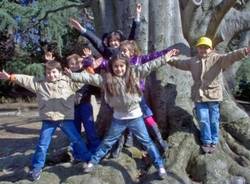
[
  {"left": 168, "top": 48, "right": 248, "bottom": 102},
  {"left": 70, "top": 56, "right": 170, "bottom": 114},
  {"left": 14, "top": 75, "right": 83, "bottom": 121}
]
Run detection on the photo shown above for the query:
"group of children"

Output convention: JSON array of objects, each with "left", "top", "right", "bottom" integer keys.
[{"left": 0, "top": 3, "right": 250, "bottom": 182}]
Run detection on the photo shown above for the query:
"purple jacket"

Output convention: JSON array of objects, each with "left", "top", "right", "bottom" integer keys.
[{"left": 96, "top": 47, "right": 169, "bottom": 90}]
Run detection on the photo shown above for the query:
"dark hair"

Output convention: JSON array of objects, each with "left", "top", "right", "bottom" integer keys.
[
  {"left": 45, "top": 60, "right": 62, "bottom": 71},
  {"left": 104, "top": 53, "right": 141, "bottom": 96},
  {"left": 102, "top": 30, "right": 126, "bottom": 47},
  {"left": 66, "top": 54, "right": 82, "bottom": 66}
]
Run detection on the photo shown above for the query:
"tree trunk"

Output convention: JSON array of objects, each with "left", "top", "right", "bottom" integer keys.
[{"left": 92, "top": 0, "right": 250, "bottom": 183}]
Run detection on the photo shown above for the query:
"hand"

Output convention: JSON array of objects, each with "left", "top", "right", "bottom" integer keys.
[
  {"left": 45, "top": 51, "right": 55, "bottom": 61},
  {"left": 82, "top": 48, "right": 92, "bottom": 58},
  {"left": 69, "top": 18, "right": 85, "bottom": 32},
  {"left": 166, "top": 49, "right": 180, "bottom": 58},
  {"left": 136, "top": 3, "right": 142, "bottom": 15},
  {"left": 93, "top": 57, "right": 103, "bottom": 69},
  {"left": 64, "top": 68, "right": 72, "bottom": 76},
  {"left": 0, "top": 70, "right": 10, "bottom": 80}
]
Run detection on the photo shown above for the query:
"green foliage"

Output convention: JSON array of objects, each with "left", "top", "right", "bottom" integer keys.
[
  {"left": 0, "top": 0, "right": 91, "bottom": 55},
  {"left": 234, "top": 58, "right": 250, "bottom": 101}
]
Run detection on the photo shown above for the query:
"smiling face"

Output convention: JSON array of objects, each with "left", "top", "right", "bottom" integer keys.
[
  {"left": 196, "top": 45, "right": 212, "bottom": 58},
  {"left": 46, "top": 68, "right": 61, "bottom": 82},
  {"left": 109, "top": 37, "right": 120, "bottom": 48},
  {"left": 112, "top": 58, "right": 127, "bottom": 77},
  {"left": 68, "top": 59, "right": 83, "bottom": 72}
]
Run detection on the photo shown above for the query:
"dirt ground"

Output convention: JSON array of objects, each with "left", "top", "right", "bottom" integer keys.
[{"left": 0, "top": 97, "right": 100, "bottom": 181}]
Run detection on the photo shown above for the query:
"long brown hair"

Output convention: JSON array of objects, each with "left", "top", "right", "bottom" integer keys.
[{"left": 104, "top": 53, "right": 142, "bottom": 96}]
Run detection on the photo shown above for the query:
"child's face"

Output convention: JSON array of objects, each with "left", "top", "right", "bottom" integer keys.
[
  {"left": 196, "top": 45, "right": 212, "bottom": 58},
  {"left": 68, "top": 59, "right": 83, "bottom": 72},
  {"left": 112, "top": 59, "right": 127, "bottom": 77},
  {"left": 120, "top": 45, "right": 132, "bottom": 58},
  {"left": 46, "top": 68, "right": 61, "bottom": 82},
  {"left": 109, "top": 38, "right": 120, "bottom": 48}
]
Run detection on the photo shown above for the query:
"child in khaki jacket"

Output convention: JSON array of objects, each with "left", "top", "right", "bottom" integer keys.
[
  {"left": 168, "top": 36, "right": 250, "bottom": 153},
  {"left": 0, "top": 60, "right": 91, "bottom": 181}
]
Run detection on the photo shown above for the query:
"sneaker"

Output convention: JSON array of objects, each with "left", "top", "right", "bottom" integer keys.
[
  {"left": 209, "top": 144, "right": 216, "bottom": 154},
  {"left": 158, "top": 167, "right": 167, "bottom": 180},
  {"left": 30, "top": 169, "right": 42, "bottom": 181},
  {"left": 84, "top": 163, "right": 95, "bottom": 173},
  {"left": 201, "top": 144, "right": 211, "bottom": 153}
]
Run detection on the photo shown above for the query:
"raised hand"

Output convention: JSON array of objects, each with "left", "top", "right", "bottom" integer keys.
[
  {"left": 69, "top": 18, "right": 85, "bottom": 32},
  {"left": 0, "top": 70, "right": 10, "bottom": 80},
  {"left": 82, "top": 48, "right": 92, "bottom": 58},
  {"left": 136, "top": 3, "right": 142, "bottom": 15},
  {"left": 165, "top": 49, "right": 180, "bottom": 60},
  {"left": 45, "top": 51, "right": 55, "bottom": 61},
  {"left": 64, "top": 68, "right": 72, "bottom": 76}
]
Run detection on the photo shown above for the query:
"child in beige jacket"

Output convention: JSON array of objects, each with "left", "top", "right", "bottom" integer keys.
[{"left": 0, "top": 60, "right": 91, "bottom": 181}]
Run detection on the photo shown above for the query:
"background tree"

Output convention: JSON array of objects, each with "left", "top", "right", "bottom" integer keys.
[{"left": 92, "top": 0, "right": 250, "bottom": 183}]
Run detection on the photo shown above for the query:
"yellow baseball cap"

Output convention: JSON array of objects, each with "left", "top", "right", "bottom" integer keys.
[{"left": 196, "top": 36, "right": 212, "bottom": 48}]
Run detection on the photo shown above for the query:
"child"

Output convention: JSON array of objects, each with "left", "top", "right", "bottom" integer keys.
[
  {"left": 69, "top": 3, "right": 142, "bottom": 59},
  {"left": 66, "top": 54, "right": 101, "bottom": 154},
  {"left": 119, "top": 40, "right": 171, "bottom": 153},
  {"left": 167, "top": 36, "right": 250, "bottom": 153},
  {"left": 65, "top": 50, "right": 177, "bottom": 179},
  {"left": 0, "top": 60, "right": 92, "bottom": 181}
]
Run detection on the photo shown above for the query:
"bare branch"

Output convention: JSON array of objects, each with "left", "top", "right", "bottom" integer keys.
[
  {"left": 213, "top": 9, "right": 250, "bottom": 46},
  {"left": 182, "top": 0, "right": 202, "bottom": 40},
  {"left": 206, "top": 0, "right": 237, "bottom": 39}
]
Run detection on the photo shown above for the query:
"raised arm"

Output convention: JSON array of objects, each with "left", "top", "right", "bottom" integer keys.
[
  {"left": 135, "top": 49, "right": 178, "bottom": 78},
  {"left": 218, "top": 47, "right": 250, "bottom": 69},
  {"left": 128, "top": 3, "right": 142, "bottom": 40},
  {"left": 70, "top": 18, "right": 112, "bottom": 57},
  {"left": 0, "top": 70, "right": 38, "bottom": 93}
]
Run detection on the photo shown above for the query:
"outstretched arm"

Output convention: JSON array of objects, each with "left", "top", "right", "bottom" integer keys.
[
  {"left": 135, "top": 49, "right": 179, "bottom": 78},
  {"left": 65, "top": 68, "right": 103, "bottom": 87},
  {"left": 219, "top": 47, "right": 250, "bottom": 69},
  {"left": 0, "top": 70, "right": 37, "bottom": 93},
  {"left": 137, "top": 47, "right": 170, "bottom": 65},
  {"left": 128, "top": 3, "right": 142, "bottom": 40}
]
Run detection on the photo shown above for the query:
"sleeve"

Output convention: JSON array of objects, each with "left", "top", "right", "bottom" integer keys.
[
  {"left": 134, "top": 56, "right": 174, "bottom": 78},
  {"left": 167, "top": 57, "right": 191, "bottom": 71},
  {"left": 139, "top": 48, "right": 170, "bottom": 64},
  {"left": 81, "top": 29, "right": 114, "bottom": 59},
  {"left": 218, "top": 48, "right": 248, "bottom": 69},
  {"left": 128, "top": 19, "right": 140, "bottom": 40},
  {"left": 70, "top": 71, "right": 103, "bottom": 88},
  {"left": 14, "top": 74, "right": 38, "bottom": 93}
]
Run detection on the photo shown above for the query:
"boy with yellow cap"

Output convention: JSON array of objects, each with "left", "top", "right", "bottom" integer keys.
[{"left": 168, "top": 36, "right": 250, "bottom": 153}]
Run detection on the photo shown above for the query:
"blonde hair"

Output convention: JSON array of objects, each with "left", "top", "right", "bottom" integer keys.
[
  {"left": 66, "top": 54, "right": 82, "bottom": 65},
  {"left": 120, "top": 40, "right": 141, "bottom": 57}
]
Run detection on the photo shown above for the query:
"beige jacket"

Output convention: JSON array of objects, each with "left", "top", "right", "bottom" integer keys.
[
  {"left": 168, "top": 48, "right": 248, "bottom": 102},
  {"left": 70, "top": 56, "right": 171, "bottom": 115},
  {"left": 13, "top": 74, "right": 83, "bottom": 121}
]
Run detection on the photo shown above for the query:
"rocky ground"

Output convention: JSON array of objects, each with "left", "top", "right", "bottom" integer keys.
[{"left": 0, "top": 99, "right": 163, "bottom": 184}]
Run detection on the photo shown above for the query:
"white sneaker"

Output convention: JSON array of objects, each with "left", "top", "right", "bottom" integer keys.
[
  {"left": 158, "top": 167, "right": 167, "bottom": 179},
  {"left": 84, "top": 163, "right": 94, "bottom": 173}
]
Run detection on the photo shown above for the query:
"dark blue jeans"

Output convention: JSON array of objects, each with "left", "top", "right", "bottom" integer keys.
[
  {"left": 32, "top": 120, "right": 91, "bottom": 170},
  {"left": 195, "top": 102, "right": 220, "bottom": 145},
  {"left": 90, "top": 117, "right": 164, "bottom": 169},
  {"left": 140, "top": 96, "right": 153, "bottom": 118},
  {"left": 74, "top": 103, "right": 100, "bottom": 153}
]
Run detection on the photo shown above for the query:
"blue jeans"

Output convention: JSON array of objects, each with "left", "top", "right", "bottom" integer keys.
[
  {"left": 74, "top": 103, "right": 100, "bottom": 153},
  {"left": 32, "top": 120, "right": 91, "bottom": 170},
  {"left": 90, "top": 117, "right": 164, "bottom": 169},
  {"left": 140, "top": 96, "right": 153, "bottom": 118},
  {"left": 195, "top": 102, "right": 220, "bottom": 145}
]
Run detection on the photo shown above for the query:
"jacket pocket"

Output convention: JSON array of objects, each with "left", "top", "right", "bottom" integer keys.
[{"left": 205, "top": 85, "right": 222, "bottom": 99}]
